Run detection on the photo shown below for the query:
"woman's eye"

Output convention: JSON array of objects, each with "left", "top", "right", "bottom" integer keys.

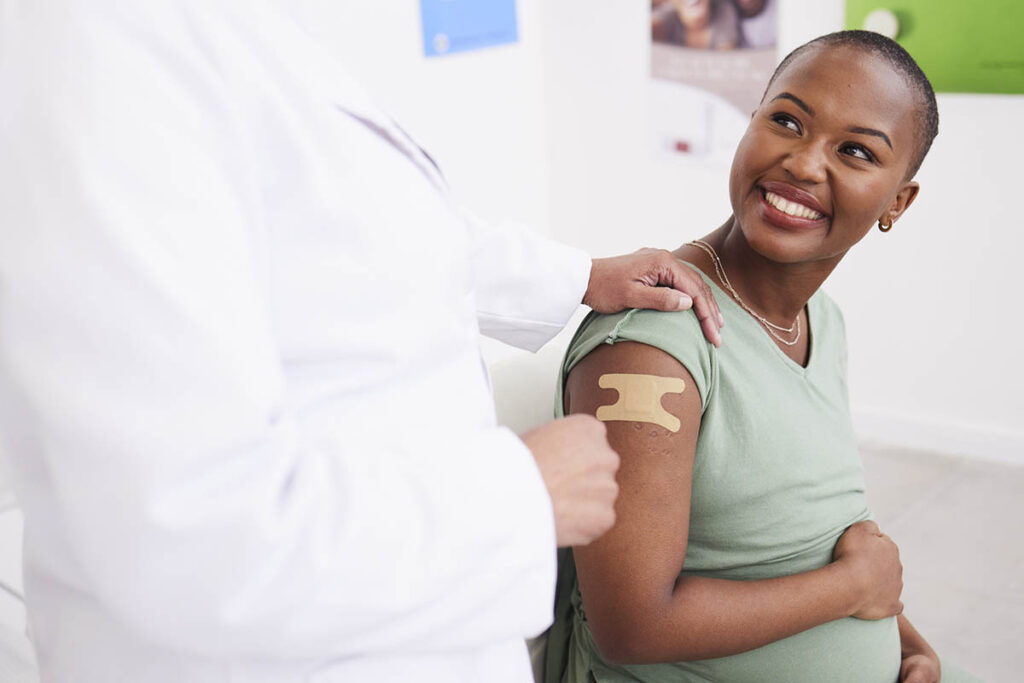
[
  {"left": 841, "top": 143, "right": 875, "bottom": 162},
  {"left": 770, "top": 113, "right": 800, "bottom": 133}
]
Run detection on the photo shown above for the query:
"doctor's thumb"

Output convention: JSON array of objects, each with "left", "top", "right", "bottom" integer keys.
[{"left": 630, "top": 284, "right": 693, "bottom": 313}]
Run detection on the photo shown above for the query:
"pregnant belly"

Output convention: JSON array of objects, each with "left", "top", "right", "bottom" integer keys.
[{"left": 662, "top": 615, "right": 901, "bottom": 683}]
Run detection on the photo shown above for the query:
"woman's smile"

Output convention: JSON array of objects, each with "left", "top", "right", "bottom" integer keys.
[
  {"left": 757, "top": 181, "right": 829, "bottom": 231},
  {"left": 728, "top": 44, "right": 919, "bottom": 266}
]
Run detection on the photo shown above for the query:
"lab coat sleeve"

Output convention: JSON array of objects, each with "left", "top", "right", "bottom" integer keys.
[
  {"left": 0, "top": 4, "right": 555, "bottom": 659},
  {"left": 466, "top": 210, "right": 593, "bottom": 352}
]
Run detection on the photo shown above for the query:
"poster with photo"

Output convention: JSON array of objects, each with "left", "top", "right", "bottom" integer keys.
[{"left": 650, "top": 0, "right": 778, "bottom": 162}]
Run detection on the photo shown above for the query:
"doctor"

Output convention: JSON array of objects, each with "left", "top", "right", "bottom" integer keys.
[{"left": 0, "top": 2, "right": 723, "bottom": 682}]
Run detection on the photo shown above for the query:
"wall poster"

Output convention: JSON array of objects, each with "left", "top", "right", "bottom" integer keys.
[
  {"left": 846, "top": 1, "right": 1024, "bottom": 94},
  {"left": 650, "top": 0, "right": 778, "bottom": 162},
  {"left": 420, "top": 0, "right": 519, "bottom": 58}
]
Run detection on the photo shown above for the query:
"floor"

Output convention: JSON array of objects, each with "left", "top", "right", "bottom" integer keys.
[
  {"left": 860, "top": 445, "right": 1024, "bottom": 682},
  {"left": 0, "top": 446, "right": 1020, "bottom": 681}
]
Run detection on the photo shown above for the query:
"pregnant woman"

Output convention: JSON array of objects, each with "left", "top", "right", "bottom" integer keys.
[{"left": 548, "top": 30, "right": 979, "bottom": 683}]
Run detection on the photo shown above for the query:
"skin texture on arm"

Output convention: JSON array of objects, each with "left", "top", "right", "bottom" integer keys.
[{"left": 565, "top": 340, "right": 902, "bottom": 664}]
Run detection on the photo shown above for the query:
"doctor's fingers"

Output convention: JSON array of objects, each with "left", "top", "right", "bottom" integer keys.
[{"left": 658, "top": 254, "right": 723, "bottom": 347}]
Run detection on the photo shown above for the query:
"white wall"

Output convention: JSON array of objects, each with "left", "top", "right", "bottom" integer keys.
[
  {"left": 292, "top": 0, "right": 552, "bottom": 235},
  {"left": 540, "top": 0, "right": 1024, "bottom": 464},
  {"left": 828, "top": 92, "right": 1024, "bottom": 464}
]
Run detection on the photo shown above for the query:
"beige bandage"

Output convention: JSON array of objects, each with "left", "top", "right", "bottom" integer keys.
[{"left": 595, "top": 373, "right": 686, "bottom": 433}]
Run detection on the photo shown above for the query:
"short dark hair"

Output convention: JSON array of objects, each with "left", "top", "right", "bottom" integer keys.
[{"left": 764, "top": 30, "right": 939, "bottom": 178}]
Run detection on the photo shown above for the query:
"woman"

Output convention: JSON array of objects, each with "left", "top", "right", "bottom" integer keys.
[{"left": 548, "top": 31, "right": 978, "bottom": 682}]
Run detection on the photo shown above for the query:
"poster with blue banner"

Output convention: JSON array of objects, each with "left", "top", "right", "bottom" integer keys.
[{"left": 420, "top": 0, "right": 519, "bottom": 57}]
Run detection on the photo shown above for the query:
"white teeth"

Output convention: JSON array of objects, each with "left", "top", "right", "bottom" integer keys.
[{"left": 764, "top": 191, "right": 823, "bottom": 220}]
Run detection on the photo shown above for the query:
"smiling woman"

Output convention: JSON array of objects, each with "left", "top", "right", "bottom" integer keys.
[{"left": 545, "top": 31, "right": 981, "bottom": 683}]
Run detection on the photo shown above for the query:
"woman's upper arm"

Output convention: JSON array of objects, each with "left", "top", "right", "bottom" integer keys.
[{"left": 563, "top": 340, "right": 703, "bottom": 650}]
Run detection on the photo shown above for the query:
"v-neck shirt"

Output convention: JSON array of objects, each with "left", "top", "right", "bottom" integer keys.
[{"left": 553, "top": 268, "right": 901, "bottom": 682}]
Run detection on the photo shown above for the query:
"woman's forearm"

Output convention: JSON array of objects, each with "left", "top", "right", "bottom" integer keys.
[
  {"left": 898, "top": 614, "right": 937, "bottom": 659},
  {"left": 608, "top": 562, "right": 862, "bottom": 664},
  {"left": 897, "top": 614, "right": 941, "bottom": 682}
]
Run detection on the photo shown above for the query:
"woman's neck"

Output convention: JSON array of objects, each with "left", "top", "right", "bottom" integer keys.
[{"left": 676, "top": 218, "right": 842, "bottom": 326}]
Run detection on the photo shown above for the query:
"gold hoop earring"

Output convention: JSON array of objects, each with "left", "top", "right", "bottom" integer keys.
[{"left": 878, "top": 219, "right": 893, "bottom": 233}]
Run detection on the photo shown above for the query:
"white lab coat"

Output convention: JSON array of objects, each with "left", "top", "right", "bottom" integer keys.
[{"left": 0, "top": 2, "right": 591, "bottom": 681}]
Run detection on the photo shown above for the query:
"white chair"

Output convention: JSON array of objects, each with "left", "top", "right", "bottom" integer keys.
[{"left": 489, "top": 341, "right": 569, "bottom": 437}]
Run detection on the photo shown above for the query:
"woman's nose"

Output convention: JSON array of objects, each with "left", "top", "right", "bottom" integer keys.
[{"left": 781, "top": 142, "right": 827, "bottom": 185}]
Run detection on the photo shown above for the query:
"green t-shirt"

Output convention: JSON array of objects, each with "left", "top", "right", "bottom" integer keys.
[{"left": 550, "top": 270, "right": 900, "bottom": 683}]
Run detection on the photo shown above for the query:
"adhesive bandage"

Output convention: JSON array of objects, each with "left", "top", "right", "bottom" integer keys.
[{"left": 595, "top": 373, "right": 686, "bottom": 433}]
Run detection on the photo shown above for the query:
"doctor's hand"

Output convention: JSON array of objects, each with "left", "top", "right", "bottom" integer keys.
[
  {"left": 832, "top": 520, "right": 904, "bottom": 620},
  {"left": 521, "top": 415, "right": 620, "bottom": 547},
  {"left": 584, "top": 248, "right": 723, "bottom": 347}
]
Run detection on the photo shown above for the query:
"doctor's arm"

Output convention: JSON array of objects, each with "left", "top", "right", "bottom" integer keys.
[
  {"left": 564, "top": 341, "right": 904, "bottom": 663},
  {"left": 0, "top": 6, "right": 568, "bottom": 660},
  {"left": 465, "top": 216, "right": 723, "bottom": 351}
]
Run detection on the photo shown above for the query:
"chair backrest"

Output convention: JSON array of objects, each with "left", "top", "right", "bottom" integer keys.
[{"left": 488, "top": 341, "right": 568, "bottom": 435}]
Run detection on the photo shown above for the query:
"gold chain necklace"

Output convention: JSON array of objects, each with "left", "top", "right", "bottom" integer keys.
[{"left": 689, "top": 240, "right": 801, "bottom": 347}]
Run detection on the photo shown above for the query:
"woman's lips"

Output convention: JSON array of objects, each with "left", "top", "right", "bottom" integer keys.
[
  {"left": 757, "top": 185, "right": 830, "bottom": 230},
  {"left": 763, "top": 190, "right": 824, "bottom": 219},
  {"left": 759, "top": 181, "right": 829, "bottom": 218}
]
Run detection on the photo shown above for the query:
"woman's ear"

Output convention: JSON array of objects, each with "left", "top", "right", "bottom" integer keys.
[{"left": 879, "top": 181, "right": 920, "bottom": 226}]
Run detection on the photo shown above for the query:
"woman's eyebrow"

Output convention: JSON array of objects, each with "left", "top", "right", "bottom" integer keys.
[
  {"left": 848, "top": 126, "right": 893, "bottom": 150},
  {"left": 771, "top": 91, "right": 895, "bottom": 151},
  {"left": 770, "top": 92, "right": 814, "bottom": 116}
]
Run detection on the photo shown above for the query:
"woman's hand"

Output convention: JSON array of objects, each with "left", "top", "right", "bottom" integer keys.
[
  {"left": 898, "top": 614, "right": 941, "bottom": 683},
  {"left": 900, "top": 652, "right": 941, "bottom": 683},
  {"left": 832, "top": 520, "right": 903, "bottom": 619}
]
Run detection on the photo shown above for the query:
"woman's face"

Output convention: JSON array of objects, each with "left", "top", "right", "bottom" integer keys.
[
  {"left": 674, "top": 0, "right": 712, "bottom": 29},
  {"left": 728, "top": 45, "right": 920, "bottom": 266},
  {"left": 735, "top": 0, "right": 767, "bottom": 18}
]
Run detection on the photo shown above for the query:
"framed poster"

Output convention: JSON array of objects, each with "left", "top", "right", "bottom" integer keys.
[{"left": 650, "top": 0, "right": 778, "bottom": 160}]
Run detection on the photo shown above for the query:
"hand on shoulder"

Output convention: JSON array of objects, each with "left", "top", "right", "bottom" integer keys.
[{"left": 585, "top": 249, "right": 723, "bottom": 346}]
